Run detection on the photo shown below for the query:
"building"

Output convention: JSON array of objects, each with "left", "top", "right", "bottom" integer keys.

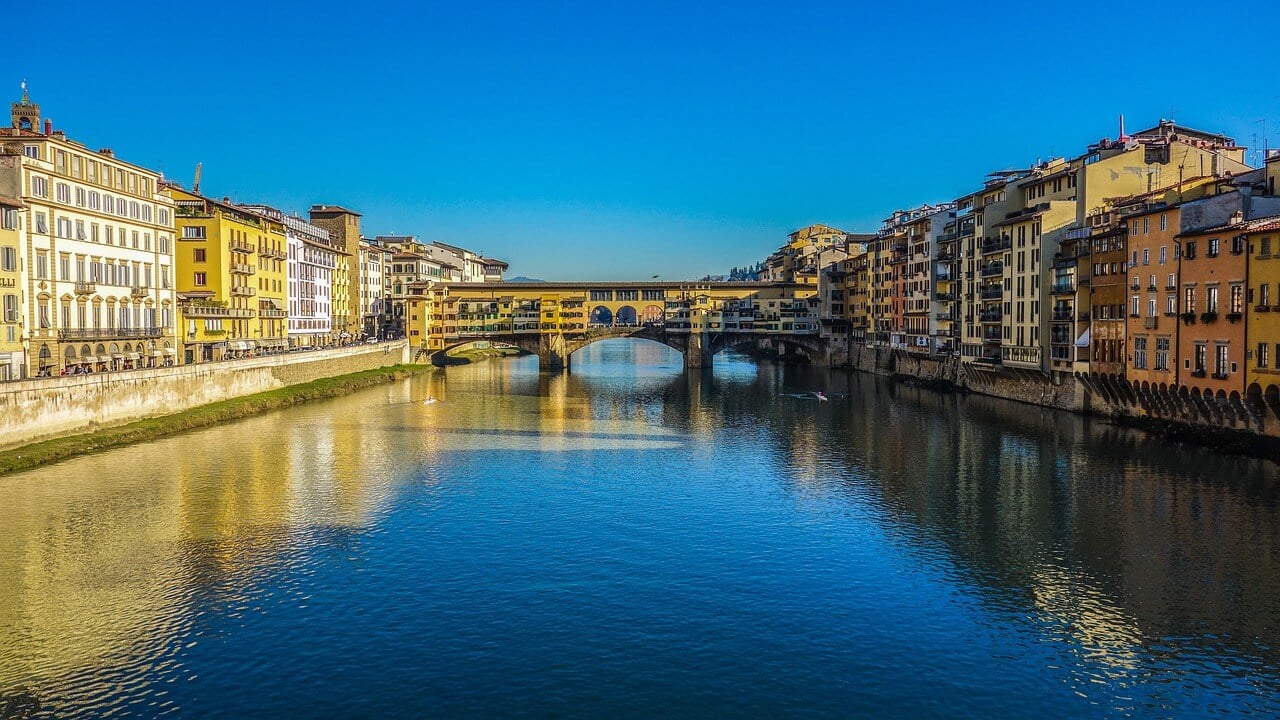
[
  {"left": 308, "top": 205, "right": 362, "bottom": 343},
  {"left": 0, "top": 86, "right": 178, "bottom": 377},
  {"left": 0, "top": 194, "right": 23, "bottom": 380},
  {"left": 242, "top": 204, "right": 338, "bottom": 350},
  {"left": 166, "top": 187, "right": 288, "bottom": 363},
  {"left": 358, "top": 240, "right": 389, "bottom": 339},
  {"left": 1246, "top": 216, "right": 1280, "bottom": 394}
]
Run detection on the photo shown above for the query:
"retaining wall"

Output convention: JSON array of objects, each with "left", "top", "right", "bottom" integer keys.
[{"left": 0, "top": 341, "right": 410, "bottom": 449}]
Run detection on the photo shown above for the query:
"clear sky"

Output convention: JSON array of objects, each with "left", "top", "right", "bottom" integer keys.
[{"left": 6, "top": 1, "right": 1279, "bottom": 280}]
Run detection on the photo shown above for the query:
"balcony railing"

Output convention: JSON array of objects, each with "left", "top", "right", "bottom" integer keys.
[
  {"left": 130, "top": 286, "right": 149, "bottom": 298},
  {"left": 231, "top": 285, "right": 256, "bottom": 297},
  {"left": 982, "top": 238, "right": 1012, "bottom": 255},
  {"left": 1143, "top": 316, "right": 1158, "bottom": 329},
  {"left": 229, "top": 239, "right": 254, "bottom": 254},
  {"left": 981, "top": 263, "right": 1004, "bottom": 277},
  {"left": 1051, "top": 310, "right": 1074, "bottom": 322},
  {"left": 231, "top": 262, "right": 256, "bottom": 275},
  {"left": 979, "top": 310, "right": 1002, "bottom": 323},
  {"left": 182, "top": 304, "right": 256, "bottom": 319},
  {"left": 58, "top": 327, "right": 166, "bottom": 341},
  {"left": 1051, "top": 281, "right": 1076, "bottom": 294},
  {"left": 74, "top": 281, "right": 96, "bottom": 295},
  {"left": 980, "top": 287, "right": 1003, "bottom": 300}
]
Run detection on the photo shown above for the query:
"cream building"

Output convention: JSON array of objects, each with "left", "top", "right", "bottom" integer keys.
[{"left": 0, "top": 86, "right": 177, "bottom": 376}]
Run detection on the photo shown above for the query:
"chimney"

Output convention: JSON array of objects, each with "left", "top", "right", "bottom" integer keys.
[
  {"left": 43, "top": 119, "right": 51, "bottom": 135},
  {"left": 98, "top": 148, "right": 114, "bottom": 158}
]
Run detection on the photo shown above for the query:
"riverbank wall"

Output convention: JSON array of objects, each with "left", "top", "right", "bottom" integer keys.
[
  {"left": 829, "top": 344, "right": 1280, "bottom": 448},
  {"left": 0, "top": 341, "right": 411, "bottom": 450}
]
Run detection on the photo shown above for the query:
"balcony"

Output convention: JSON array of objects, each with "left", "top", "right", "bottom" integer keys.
[
  {"left": 74, "top": 281, "right": 96, "bottom": 295},
  {"left": 1051, "top": 310, "right": 1074, "bottom": 322},
  {"left": 981, "top": 263, "right": 1004, "bottom": 277},
  {"left": 934, "top": 292, "right": 955, "bottom": 302},
  {"left": 936, "top": 312, "right": 956, "bottom": 322},
  {"left": 182, "top": 304, "right": 255, "bottom": 319},
  {"left": 982, "top": 238, "right": 1012, "bottom": 255},
  {"left": 980, "top": 286, "right": 1003, "bottom": 300},
  {"left": 58, "top": 327, "right": 165, "bottom": 341},
  {"left": 1051, "top": 281, "right": 1076, "bottom": 295},
  {"left": 259, "top": 308, "right": 287, "bottom": 318},
  {"left": 1053, "top": 255, "right": 1077, "bottom": 269},
  {"left": 982, "top": 328, "right": 1003, "bottom": 342},
  {"left": 1143, "top": 316, "right": 1158, "bottom": 329},
  {"left": 979, "top": 310, "right": 1002, "bottom": 323},
  {"left": 231, "top": 285, "right": 256, "bottom": 297},
  {"left": 130, "top": 285, "right": 149, "bottom": 298},
  {"left": 936, "top": 252, "right": 955, "bottom": 262},
  {"left": 231, "top": 262, "right": 256, "bottom": 275}
]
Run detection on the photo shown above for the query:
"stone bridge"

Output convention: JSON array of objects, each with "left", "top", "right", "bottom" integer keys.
[{"left": 428, "top": 325, "right": 829, "bottom": 371}]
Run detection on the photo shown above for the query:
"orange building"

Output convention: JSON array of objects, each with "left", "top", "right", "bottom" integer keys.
[{"left": 1176, "top": 214, "right": 1249, "bottom": 395}]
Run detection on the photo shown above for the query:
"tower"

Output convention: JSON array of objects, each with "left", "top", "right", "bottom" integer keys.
[{"left": 11, "top": 81, "right": 39, "bottom": 131}]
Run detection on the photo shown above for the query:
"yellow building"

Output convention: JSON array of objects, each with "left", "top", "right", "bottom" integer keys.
[
  {"left": 165, "top": 186, "right": 287, "bottom": 364},
  {"left": 1246, "top": 217, "right": 1280, "bottom": 394},
  {"left": 0, "top": 194, "right": 23, "bottom": 380},
  {"left": 0, "top": 86, "right": 178, "bottom": 377}
]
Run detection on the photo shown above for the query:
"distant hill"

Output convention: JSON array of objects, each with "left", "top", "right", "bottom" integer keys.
[{"left": 506, "top": 276, "right": 545, "bottom": 283}]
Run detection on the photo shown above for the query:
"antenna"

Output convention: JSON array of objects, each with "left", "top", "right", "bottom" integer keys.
[{"left": 193, "top": 162, "right": 203, "bottom": 193}]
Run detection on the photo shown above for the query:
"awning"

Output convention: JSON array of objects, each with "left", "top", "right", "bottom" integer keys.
[
  {"left": 111, "top": 353, "right": 124, "bottom": 360},
  {"left": 81, "top": 355, "right": 98, "bottom": 364},
  {"left": 244, "top": 341, "right": 257, "bottom": 350},
  {"left": 149, "top": 350, "right": 164, "bottom": 357},
  {"left": 164, "top": 348, "right": 177, "bottom": 355},
  {"left": 229, "top": 341, "right": 246, "bottom": 351},
  {"left": 126, "top": 353, "right": 141, "bottom": 361},
  {"left": 1075, "top": 329, "right": 1091, "bottom": 348}
]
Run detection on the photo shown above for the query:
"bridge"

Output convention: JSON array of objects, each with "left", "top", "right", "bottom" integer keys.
[{"left": 404, "top": 281, "right": 828, "bottom": 370}]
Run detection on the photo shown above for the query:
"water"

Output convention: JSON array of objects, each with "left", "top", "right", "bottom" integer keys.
[{"left": 2, "top": 340, "right": 1279, "bottom": 718}]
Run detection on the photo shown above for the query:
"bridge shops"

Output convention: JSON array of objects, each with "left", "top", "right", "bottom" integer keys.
[{"left": 404, "top": 281, "right": 823, "bottom": 370}]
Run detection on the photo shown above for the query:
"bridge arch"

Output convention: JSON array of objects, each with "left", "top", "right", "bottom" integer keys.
[
  {"left": 589, "top": 306, "right": 613, "bottom": 326},
  {"left": 615, "top": 305, "right": 638, "bottom": 326}
]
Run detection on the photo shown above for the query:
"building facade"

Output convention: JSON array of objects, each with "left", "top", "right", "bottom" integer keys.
[
  {"left": 0, "top": 193, "right": 23, "bottom": 380},
  {"left": 243, "top": 205, "right": 337, "bottom": 350},
  {"left": 0, "top": 88, "right": 178, "bottom": 377},
  {"left": 167, "top": 187, "right": 288, "bottom": 363},
  {"left": 308, "top": 204, "right": 362, "bottom": 343}
]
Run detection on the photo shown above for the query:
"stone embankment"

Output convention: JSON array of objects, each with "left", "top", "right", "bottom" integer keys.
[
  {"left": 0, "top": 341, "right": 413, "bottom": 451},
  {"left": 827, "top": 344, "right": 1280, "bottom": 457}
]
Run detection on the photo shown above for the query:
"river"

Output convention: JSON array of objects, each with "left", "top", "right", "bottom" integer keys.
[{"left": 2, "top": 340, "right": 1278, "bottom": 718}]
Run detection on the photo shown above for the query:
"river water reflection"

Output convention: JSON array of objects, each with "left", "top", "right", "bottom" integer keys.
[{"left": 2, "top": 340, "right": 1279, "bottom": 718}]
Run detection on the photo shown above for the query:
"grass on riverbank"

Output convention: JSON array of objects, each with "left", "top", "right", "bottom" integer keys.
[{"left": 0, "top": 363, "right": 436, "bottom": 477}]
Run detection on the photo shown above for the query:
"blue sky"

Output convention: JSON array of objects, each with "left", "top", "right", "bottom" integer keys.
[{"left": 6, "top": 1, "right": 1279, "bottom": 279}]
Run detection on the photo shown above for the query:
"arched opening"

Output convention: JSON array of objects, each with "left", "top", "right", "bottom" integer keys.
[
  {"left": 589, "top": 306, "right": 613, "bottom": 327},
  {"left": 642, "top": 305, "right": 664, "bottom": 325},
  {"left": 37, "top": 344, "right": 52, "bottom": 376},
  {"left": 567, "top": 337, "right": 683, "bottom": 376},
  {"left": 615, "top": 305, "right": 638, "bottom": 326}
]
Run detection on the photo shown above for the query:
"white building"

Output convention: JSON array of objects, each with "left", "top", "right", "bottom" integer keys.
[
  {"left": 359, "top": 239, "right": 388, "bottom": 338},
  {"left": 245, "top": 204, "right": 337, "bottom": 349}
]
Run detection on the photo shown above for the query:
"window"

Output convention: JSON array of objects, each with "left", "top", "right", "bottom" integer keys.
[
  {"left": 1215, "top": 344, "right": 1229, "bottom": 377},
  {"left": 1134, "top": 337, "right": 1147, "bottom": 369},
  {"left": 55, "top": 217, "right": 71, "bottom": 238},
  {"left": 1143, "top": 217, "right": 1150, "bottom": 235},
  {"left": 58, "top": 254, "right": 70, "bottom": 281},
  {"left": 1194, "top": 344, "right": 1207, "bottom": 372},
  {"left": 1159, "top": 246, "right": 1167, "bottom": 264},
  {"left": 2, "top": 294, "right": 16, "bottom": 322},
  {"left": 1208, "top": 238, "right": 1219, "bottom": 257},
  {"left": 23, "top": 145, "right": 38, "bottom": 160},
  {"left": 1184, "top": 241, "right": 1197, "bottom": 259},
  {"left": 1206, "top": 286, "right": 1219, "bottom": 313},
  {"left": 1184, "top": 286, "right": 1195, "bottom": 313},
  {"left": 194, "top": 272, "right": 206, "bottom": 286},
  {"left": 1148, "top": 298, "right": 1157, "bottom": 317},
  {"left": 0, "top": 247, "right": 15, "bottom": 271},
  {"left": 1160, "top": 214, "right": 1167, "bottom": 232},
  {"left": 193, "top": 248, "right": 206, "bottom": 262},
  {"left": 1263, "top": 237, "right": 1273, "bottom": 256},
  {"left": 1142, "top": 249, "right": 1149, "bottom": 265},
  {"left": 36, "top": 251, "right": 47, "bottom": 279},
  {"left": 1263, "top": 284, "right": 1272, "bottom": 307},
  {"left": 0, "top": 207, "right": 16, "bottom": 229},
  {"left": 1155, "top": 338, "right": 1170, "bottom": 370},
  {"left": 159, "top": 208, "right": 170, "bottom": 226},
  {"left": 1260, "top": 343, "right": 1271, "bottom": 369},
  {"left": 35, "top": 213, "right": 47, "bottom": 234},
  {"left": 55, "top": 183, "right": 69, "bottom": 203},
  {"left": 1131, "top": 295, "right": 1140, "bottom": 317},
  {"left": 1230, "top": 284, "right": 1243, "bottom": 314},
  {"left": 30, "top": 176, "right": 48, "bottom": 198},
  {"left": 182, "top": 226, "right": 206, "bottom": 239},
  {"left": 1166, "top": 294, "right": 1177, "bottom": 315}
]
